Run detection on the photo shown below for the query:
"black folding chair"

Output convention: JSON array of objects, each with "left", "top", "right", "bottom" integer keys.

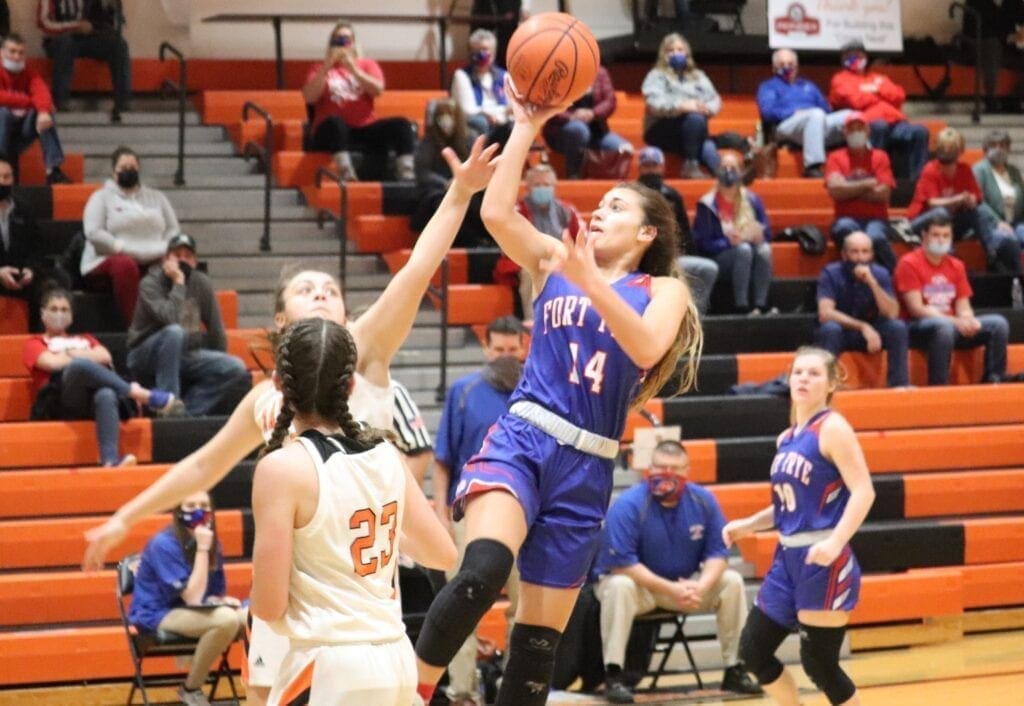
[{"left": 634, "top": 611, "right": 704, "bottom": 690}]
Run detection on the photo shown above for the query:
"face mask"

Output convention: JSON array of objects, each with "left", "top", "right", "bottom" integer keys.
[
  {"left": 116, "top": 168, "right": 139, "bottom": 189},
  {"left": 0, "top": 184, "right": 11, "bottom": 201},
  {"left": 2, "top": 58, "right": 24, "bottom": 74},
  {"left": 987, "top": 147, "right": 1009, "bottom": 166},
  {"left": 926, "top": 241, "right": 952, "bottom": 257},
  {"left": 41, "top": 310, "right": 71, "bottom": 332},
  {"left": 846, "top": 131, "right": 868, "bottom": 149},
  {"left": 436, "top": 114, "right": 455, "bottom": 136},
  {"left": 331, "top": 35, "right": 352, "bottom": 47},
  {"left": 936, "top": 151, "right": 958, "bottom": 165},
  {"left": 471, "top": 49, "right": 492, "bottom": 66},
  {"left": 177, "top": 261, "right": 193, "bottom": 280},
  {"left": 176, "top": 507, "right": 209, "bottom": 529},
  {"left": 777, "top": 66, "right": 796, "bottom": 81},
  {"left": 716, "top": 167, "right": 742, "bottom": 188},
  {"left": 646, "top": 471, "right": 686, "bottom": 504},
  {"left": 528, "top": 185, "right": 554, "bottom": 206},
  {"left": 844, "top": 55, "right": 867, "bottom": 72},
  {"left": 668, "top": 52, "right": 688, "bottom": 71},
  {"left": 481, "top": 355, "right": 523, "bottom": 392},
  {"left": 637, "top": 173, "right": 664, "bottom": 190}
]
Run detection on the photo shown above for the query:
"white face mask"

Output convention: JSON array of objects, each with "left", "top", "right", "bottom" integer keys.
[
  {"left": 2, "top": 58, "right": 25, "bottom": 74},
  {"left": 436, "top": 114, "right": 455, "bottom": 136},
  {"left": 846, "top": 131, "right": 868, "bottom": 149},
  {"left": 42, "top": 310, "right": 71, "bottom": 332}
]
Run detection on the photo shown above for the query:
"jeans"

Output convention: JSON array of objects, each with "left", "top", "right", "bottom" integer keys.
[
  {"left": 678, "top": 255, "right": 719, "bottom": 315},
  {"left": 546, "top": 120, "right": 630, "bottom": 178},
  {"left": 43, "top": 32, "right": 132, "bottom": 110},
  {"left": 466, "top": 113, "right": 513, "bottom": 149},
  {"left": 831, "top": 217, "right": 897, "bottom": 271},
  {"left": 644, "top": 113, "right": 721, "bottom": 171},
  {"left": 0, "top": 108, "right": 65, "bottom": 171},
  {"left": 815, "top": 318, "right": 909, "bottom": 387},
  {"left": 58, "top": 357, "right": 132, "bottom": 466},
  {"left": 127, "top": 324, "right": 249, "bottom": 415},
  {"left": 774, "top": 108, "right": 850, "bottom": 167},
  {"left": 714, "top": 241, "right": 773, "bottom": 310},
  {"left": 869, "top": 119, "right": 929, "bottom": 181},
  {"left": 908, "top": 314, "right": 1009, "bottom": 384},
  {"left": 911, "top": 206, "right": 1020, "bottom": 273}
]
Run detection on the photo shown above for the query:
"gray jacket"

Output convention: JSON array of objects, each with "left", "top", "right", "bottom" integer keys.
[
  {"left": 127, "top": 264, "right": 227, "bottom": 352},
  {"left": 642, "top": 67, "right": 721, "bottom": 130}
]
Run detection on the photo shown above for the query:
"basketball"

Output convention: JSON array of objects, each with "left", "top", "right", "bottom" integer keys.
[{"left": 505, "top": 12, "right": 600, "bottom": 109}]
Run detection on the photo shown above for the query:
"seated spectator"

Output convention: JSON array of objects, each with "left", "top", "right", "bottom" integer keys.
[
  {"left": 450, "top": 29, "right": 512, "bottom": 147},
  {"left": 894, "top": 213, "right": 1009, "bottom": 384},
  {"left": 636, "top": 146, "right": 718, "bottom": 315},
  {"left": 493, "top": 163, "right": 582, "bottom": 321},
  {"left": 815, "top": 232, "right": 909, "bottom": 387},
  {"left": 592, "top": 440, "right": 762, "bottom": 704},
  {"left": 973, "top": 129, "right": 1024, "bottom": 273},
  {"left": 81, "top": 146, "right": 181, "bottom": 327},
  {"left": 642, "top": 33, "right": 721, "bottom": 179},
  {"left": 128, "top": 490, "right": 246, "bottom": 706},
  {"left": 825, "top": 112, "right": 897, "bottom": 270},
  {"left": 829, "top": 40, "right": 929, "bottom": 181},
  {"left": 693, "top": 151, "right": 775, "bottom": 314},
  {"left": 542, "top": 65, "right": 632, "bottom": 179},
  {"left": 908, "top": 127, "right": 1020, "bottom": 274},
  {"left": 37, "top": 0, "right": 131, "bottom": 120},
  {"left": 756, "top": 48, "right": 851, "bottom": 178},
  {"left": 302, "top": 22, "right": 416, "bottom": 182},
  {"left": 23, "top": 288, "right": 180, "bottom": 467},
  {"left": 0, "top": 33, "right": 71, "bottom": 185},
  {"left": 126, "top": 234, "right": 251, "bottom": 416}
]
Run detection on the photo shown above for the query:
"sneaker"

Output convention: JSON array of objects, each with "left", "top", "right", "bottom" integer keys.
[
  {"left": 46, "top": 167, "right": 73, "bottom": 185},
  {"left": 802, "top": 164, "right": 824, "bottom": 178},
  {"left": 721, "top": 664, "right": 764, "bottom": 695},
  {"left": 177, "top": 685, "right": 211, "bottom": 706},
  {"left": 117, "top": 454, "right": 137, "bottom": 467},
  {"left": 604, "top": 678, "right": 635, "bottom": 704},
  {"left": 681, "top": 159, "right": 705, "bottom": 179},
  {"left": 147, "top": 389, "right": 179, "bottom": 414}
]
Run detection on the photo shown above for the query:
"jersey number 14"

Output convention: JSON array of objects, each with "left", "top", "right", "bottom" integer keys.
[{"left": 568, "top": 343, "right": 606, "bottom": 393}]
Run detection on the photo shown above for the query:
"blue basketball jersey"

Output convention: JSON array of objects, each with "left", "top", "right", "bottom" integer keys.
[
  {"left": 510, "top": 272, "right": 652, "bottom": 440},
  {"left": 770, "top": 409, "right": 850, "bottom": 535}
]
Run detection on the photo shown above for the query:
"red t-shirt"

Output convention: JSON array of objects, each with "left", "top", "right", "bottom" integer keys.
[
  {"left": 825, "top": 147, "right": 894, "bottom": 221},
  {"left": 715, "top": 193, "right": 736, "bottom": 222},
  {"left": 22, "top": 333, "right": 101, "bottom": 393},
  {"left": 893, "top": 248, "right": 972, "bottom": 318},
  {"left": 308, "top": 59, "right": 384, "bottom": 131},
  {"left": 907, "top": 160, "right": 983, "bottom": 219}
]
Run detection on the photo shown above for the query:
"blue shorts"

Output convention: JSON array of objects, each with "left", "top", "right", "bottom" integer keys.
[
  {"left": 755, "top": 543, "right": 861, "bottom": 629},
  {"left": 453, "top": 415, "right": 615, "bottom": 589}
]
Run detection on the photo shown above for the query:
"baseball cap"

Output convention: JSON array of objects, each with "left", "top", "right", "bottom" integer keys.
[
  {"left": 166, "top": 233, "right": 197, "bottom": 253},
  {"left": 844, "top": 112, "right": 867, "bottom": 127},
  {"left": 840, "top": 39, "right": 866, "bottom": 56},
  {"left": 638, "top": 146, "right": 665, "bottom": 166}
]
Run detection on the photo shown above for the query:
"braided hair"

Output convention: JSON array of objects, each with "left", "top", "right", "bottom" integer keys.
[{"left": 260, "top": 318, "right": 386, "bottom": 457}]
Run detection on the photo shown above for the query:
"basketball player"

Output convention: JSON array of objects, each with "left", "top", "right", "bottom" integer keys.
[
  {"left": 722, "top": 346, "right": 875, "bottom": 706},
  {"left": 412, "top": 79, "right": 704, "bottom": 706},
  {"left": 82, "top": 137, "right": 499, "bottom": 706},
  {"left": 251, "top": 319, "right": 456, "bottom": 706}
]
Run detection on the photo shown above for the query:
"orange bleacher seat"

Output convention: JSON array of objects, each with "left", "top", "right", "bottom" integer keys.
[
  {"left": 851, "top": 568, "right": 964, "bottom": 625},
  {"left": 0, "top": 379, "right": 34, "bottom": 422},
  {"left": 428, "top": 284, "right": 514, "bottom": 325},
  {"left": 17, "top": 144, "right": 84, "bottom": 186},
  {"left": 0, "top": 298, "right": 28, "bottom": 334},
  {"left": 0, "top": 419, "right": 152, "bottom": 470},
  {"left": 198, "top": 90, "right": 307, "bottom": 127},
  {"left": 274, "top": 151, "right": 333, "bottom": 188},
  {"left": 215, "top": 290, "right": 238, "bottom": 329},
  {"left": 0, "top": 465, "right": 170, "bottom": 519},
  {"left": 52, "top": 183, "right": 100, "bottom": 220},
  {"left": 352, "top": 215, "right": 416, "bottom": 253},
  {"left": 904, "top": 469, "right": 1024, "bottom": 519},
  {"left": 302, "top": 181, "right": 382, "bottom": 220}
]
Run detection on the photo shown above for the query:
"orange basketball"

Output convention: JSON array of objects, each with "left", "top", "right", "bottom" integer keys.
[{"left": 505, "top": 12, "right": 600, "bottom": 109}]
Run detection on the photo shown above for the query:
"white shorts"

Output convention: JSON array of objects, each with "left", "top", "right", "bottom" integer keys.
[
  {"left": 246, "top": 615, "right": 291, "bottom": 688},
  {"left": 268, "top": 638, "right": 416, "bottom": 706}
]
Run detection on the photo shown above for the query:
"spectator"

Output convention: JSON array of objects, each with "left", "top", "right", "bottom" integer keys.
[
  {"left": 38, "top": 0, "right": 131, "bottom": 120},
  {"left": 825, "top": 112, "right": 897, "bottom": 270},
  {"left": 128, "top": 490, "right": 246, "bottom": 706},
  {"left": 450, "top": 29, "right": 512, "bottom": 148},
  {"left": 829, "top": 40, "right": 929, "bottom": 181},
  {"left": 390, "top": 377, "right": 434, "bottom": 485},
  {"left": 815, "top": 232, "right": 909, "bottom": 387},
  {"left": 894, "top": 213, "right": 1009, "bottom": 384},
  {"left": 642, "top": 33, "right": 721, "bottom": 179},
  {"left": 433, "top": 315, "right": 527, "bottom": 706},
  {"left": 908, "top": 127, "right": 1020, "bottom": 274},
  {"left": 23, "top": 288, "right": 179, "bottom": 467},
  {"left": 636, "top": 146, "right": 718, "bottom": 315},
  {"left": 963, "top": 0, "right": 1024, "bottom": 113},
  {"left": 592, "top": 440, "right": 762, "bottom": 703},
  {"left": 470, "top": 0, "right": 529, "bottom": 67},
  {"left": 973, "top": 129, "right": 1024, "bottom": 273},
  {"left": 81, "top": 146, "right": 181, "bottom": 328},
  {"left": 126, "top": 234, "right": 251, "bottom": 416},
  {"left": 542, "top": 65, "right": 632, "bottom": 179},
  {"left": 302, "top": 21, "right": 416, "bottom": 182},
  {"left": 693, "top": 151, "right": 775, "bottom": 314},
  {"left": 757, "top": 48, "right": 851, "bottom": 178},
  {"left": 0, "top": 33, "right": 71, "bottom": 185}
]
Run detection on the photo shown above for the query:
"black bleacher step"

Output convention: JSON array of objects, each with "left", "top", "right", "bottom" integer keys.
[
  {"left": 72, "top": 293, "right": 125, "bottom": 334},
  {"left": 702, "top": 314, "right": 816, "bottom": 354},
  {"left": 210, "top": 460, "right": 257, "bottom": 511},
  {"left": 151, "top": 415, "right": 237, "bottom": 463},
  {"left": 14, "top": 186, "right": 53, "bottom": 220},
  {"left": 39, "top": 219, "right": 81, "bottom": 257},
  {"left": 851, "top": 519, "right": 965, "bottom": 573},
  {"left": 865, "top": 475, "right": 905, "bottom": 522},
  {"left": 382, "top": 182, "right": 418, "bottom": 216},
  {"left": 714, "top": 436, "right": 778, "bottom": 483},
  {"left": 661, "top": 395, "right": 789, "bottom": 439}
]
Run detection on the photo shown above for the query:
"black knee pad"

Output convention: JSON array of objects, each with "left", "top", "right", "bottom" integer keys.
[
  {"left": 799, "top": 623, "right": 856, "bottom": 705},
  {"left": 414, "top": 538, "right": 514, "bottom": 667},
  {"left": 738, "top": 606, "right": 788, "bottom": 686},
  {"left": 494, "top": 623, "right": 562, "bottom": 706}
]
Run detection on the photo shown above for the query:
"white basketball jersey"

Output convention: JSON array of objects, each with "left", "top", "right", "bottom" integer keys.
[{"left": 270, "top": 431, "right": 407, "bottom": 645}]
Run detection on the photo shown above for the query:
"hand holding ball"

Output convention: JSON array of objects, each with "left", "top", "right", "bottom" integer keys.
[{"left": 505, "top": 13, "right": 600, "bottom": 110}]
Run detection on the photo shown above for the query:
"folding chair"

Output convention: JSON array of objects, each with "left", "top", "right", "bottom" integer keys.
[
  {"left": 634, "top": 611, "right": 704, "bottom": 690},
  {"left": 116, "top": 553, "right": 240, "bottom": 706}
]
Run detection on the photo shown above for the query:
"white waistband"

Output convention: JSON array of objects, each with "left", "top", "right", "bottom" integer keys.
[
  {"left": 509, "top": 400, "right": 620, "bottom": 460},
  {"left": 778, "top": 530, "right": 833, "bottom": 548}
]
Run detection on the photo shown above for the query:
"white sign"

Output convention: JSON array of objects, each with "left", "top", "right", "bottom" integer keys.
[{"left": 767, "top": 0, "right": 904, "bottom": 53}]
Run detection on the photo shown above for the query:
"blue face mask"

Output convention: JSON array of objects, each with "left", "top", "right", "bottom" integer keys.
[
  {"left": 529, "top": 185, "right": 554, "bottom": 206},
  {"left": 926, "top": 241, "right": 952, "bottom": 257},
  {"left": 331, "top": 35, "right": 352, "bottom": 48},
  {"left": 176, "top": 507, "right": 208, "bottom": 529},
  {"left": 717, "top": 167, "right": 742, "bottom": 188},
  {"left": 471, "top": 49, "right": 492, "bottom": 66},
  {"left": 777, "top": 66, "right": 796, "bottom": 81},
  {"left": 668, "top": 52, "right": 688, "bottom": 71},
  {"left": 646, "top": 472, "right": 685, "bottom": 503}
]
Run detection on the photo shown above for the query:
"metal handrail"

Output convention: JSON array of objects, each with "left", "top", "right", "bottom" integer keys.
[
  {"left": 314, "top": 166, "right": 349, "bottom": 297},
  {"left": 242, "top": 101, "right": 274, "bottom": 251},
  {"left": 949, "top": 2, "right": 983, "bottom": 124},
  {"left": 158, "top": 42, "right": 187, "bottom": 186}
]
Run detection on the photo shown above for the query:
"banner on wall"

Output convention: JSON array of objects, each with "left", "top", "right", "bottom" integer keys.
[{"left": 767, "top": 0, "right": 903, "bottom": 52}]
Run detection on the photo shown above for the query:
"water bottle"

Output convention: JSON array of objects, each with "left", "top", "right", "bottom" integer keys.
[{"left": 1013, "top": 277, "right": 1023, "bottom": 310}]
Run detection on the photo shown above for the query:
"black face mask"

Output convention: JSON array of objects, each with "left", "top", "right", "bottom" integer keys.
[
  {"left": 637, "top": 173, "right": 664, "bottom": 190},
  {"left": 177, "top": 261, "right": 193, "bottom": 280},
  {"left": 116, "top": 168, "right": 139, "bottom": 189},
  {"left": 0, "top": 184, "right": 12, "bottom": 201}
]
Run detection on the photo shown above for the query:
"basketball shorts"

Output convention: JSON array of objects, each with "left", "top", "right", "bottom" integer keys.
[
  {"left": 268, "top": 637, "right": 415, "bottom": 706},
  {"left": 454, "top": 414, "right": 615, "bottom": 589},
  {"left": 755, "top": 543, "right": 861, "bottom": 629},
  {"left": 246, "top": 615, "right": 291, "bottom": 688}
]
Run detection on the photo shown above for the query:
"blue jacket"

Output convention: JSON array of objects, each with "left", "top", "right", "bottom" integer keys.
[
  {"left": 756, "top": 74, "right": 829, "bottom": 126},
  {"left": 692, "top": 189, "right": 773, "bottom": 257}
]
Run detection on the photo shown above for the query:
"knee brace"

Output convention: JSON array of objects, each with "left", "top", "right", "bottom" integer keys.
[
  {"left": 798, "top": 623, "right": 856, "bottom": 705},
  {"left": 414, "top": 538, "right": 514, "bottom": 667},
  {"left": 738, "top": 606, "right": 788, "bottom": 687},
  {"left": 494, "top": 623, "right": 562, "bottom": 706}
]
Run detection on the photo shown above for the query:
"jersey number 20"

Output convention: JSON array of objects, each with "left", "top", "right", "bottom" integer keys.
[
  {"left": 773, "top": 483, "right": 797, "bottom": 512},
  {"left": 568, "top": 342, "right": 606, "bottom": 393},
  {"left": 349, "top": 501, "right": 398, "bottom": 577}
]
